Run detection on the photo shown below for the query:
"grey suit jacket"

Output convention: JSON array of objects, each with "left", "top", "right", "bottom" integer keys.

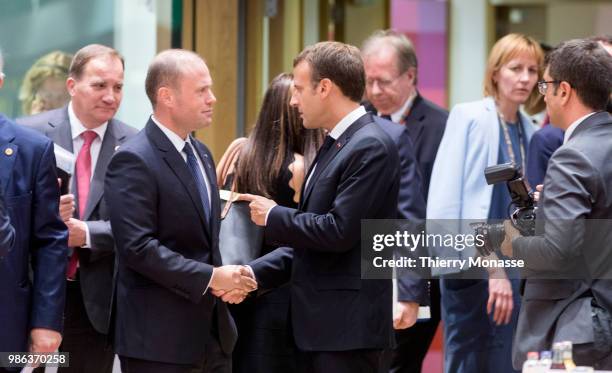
[
  {"left": 17, "top": 106, "right": 137, "bottom": 334},
  {"left": 511, "top": 111, "right": 612, "bottom": 368}
]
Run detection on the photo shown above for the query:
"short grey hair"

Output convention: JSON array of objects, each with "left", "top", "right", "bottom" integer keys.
[
  {"left": 362, "top": 29, "right": 418, "bottom": 83},
  {"left": 145, "top": 49, "right": 206, "bottom": 108}
]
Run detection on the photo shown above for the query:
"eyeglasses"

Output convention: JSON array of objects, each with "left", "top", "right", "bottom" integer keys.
[
  {"left": 366, "top": 70, "right": 408, "bottom": 90},
  {"left": 537, "top": 80, "right": 559, "bottom": 95},
  {"left": 366, "top": 77, "right": 397, "bottom": 90}
]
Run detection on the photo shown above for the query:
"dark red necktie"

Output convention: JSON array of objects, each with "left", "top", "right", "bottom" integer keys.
[{"left": 66, "top": 130, "right": 97, "bottom": 280}]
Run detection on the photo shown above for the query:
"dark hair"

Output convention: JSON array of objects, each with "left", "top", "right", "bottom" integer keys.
[
  {"left": 547, "top": 39, "right": 612, "bottom": 111},
  {"left": 361, "top": 29, "right": 419, "bottom": 84},
  {"left": 145, "top": 49, "right": 204, "bottom": 108},
  {"left": 234, "top": 73, "right": 324, "bottom": 198},
  {"left": 293, "top": 41, "right": 365, "bottom": 102},
  {"left": 69, "top": 44, "right": 124, "bottom": 80}
]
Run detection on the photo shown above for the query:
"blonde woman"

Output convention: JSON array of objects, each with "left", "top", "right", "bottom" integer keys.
[
  {"left": 427, "top": 34, "right": 543, "bottom": 373},
  {"left": 19, "top": 50, "right": 72, "bottom": 115}
]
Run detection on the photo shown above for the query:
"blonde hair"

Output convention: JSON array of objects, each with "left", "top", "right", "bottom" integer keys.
[
  {"left": 484, "top": 33, "right": 544, "bottom": 108},
  {"left": 19, "top": 51, "right": 73, "bottom": 115}
]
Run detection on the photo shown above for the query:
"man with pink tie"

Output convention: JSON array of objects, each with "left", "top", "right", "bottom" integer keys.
[{"left": 18, "top": 44, "right": 137, "bottom": 373}]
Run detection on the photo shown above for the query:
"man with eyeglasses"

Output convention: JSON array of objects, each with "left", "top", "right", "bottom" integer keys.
[
  {"left": 528, "top": 35, "right": 612, "bottom": 189},
  {"left": 361, "top": 30, "right": 448, "bottom": 373},
  {"left": 500, "top": 39, "right": 612, "bottom": 369}
]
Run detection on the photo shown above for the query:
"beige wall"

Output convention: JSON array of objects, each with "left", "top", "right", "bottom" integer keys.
[
  {"left": 344, "top": 0, "right": 387, "bottom": 48},
  {"left": 547, "top": 1, "right": 612, "bottom": 45},
  {"left": 192, "top": 0, "right": 239, "bottom": 161}
]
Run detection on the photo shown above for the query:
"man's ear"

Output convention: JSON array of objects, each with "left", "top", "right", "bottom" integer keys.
[
  {"left": 158, "top": 86, "right": 174, "bottom": 108},
  {"left": 318, "top": 78, "right": 333, "bottom": 99},
  {"left": 405, "top": 67, "right": 417, "bottom": 85},
  {"left": 558, "top": 81, "right": 572, "bottom": 105},
  {"left": 66, "top": 77, "right": 76, "bottom": 97}
]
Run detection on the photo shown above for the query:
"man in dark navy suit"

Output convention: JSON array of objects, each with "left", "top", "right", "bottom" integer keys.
[
  {"left": 362, "top": 30, "right": 448, "bottom": 373},
  {"left": 239, "top": 41, "right": 400, "bottom": 373},
  {"left": 0, "top": 50, "right": 68, "bottom": 371},
  {"left": 105, "top": 49, "right": 256, "bottom": 373}
]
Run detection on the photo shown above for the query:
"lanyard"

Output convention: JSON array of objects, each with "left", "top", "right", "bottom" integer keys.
[{"left": 496, "top": 111, "right": 526, "bottom": 174}]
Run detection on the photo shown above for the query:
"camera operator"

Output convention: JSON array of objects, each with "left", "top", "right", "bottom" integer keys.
[{"left": 500, "top": 39, "right": 612, "bottom": 369}]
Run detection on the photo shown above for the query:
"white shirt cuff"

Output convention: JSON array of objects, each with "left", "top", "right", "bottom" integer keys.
[
  {"left": 202, "top": 270, "right": 214, "bottom": 295},
  {"left": 264, "top": 206, "right": 276, "bottom": 225},
  {"left": 82, "top": 222, "right": 91, "bottom": 248},
  {"left": 244, "top": 265, "right": 257, "bottom": 282}
]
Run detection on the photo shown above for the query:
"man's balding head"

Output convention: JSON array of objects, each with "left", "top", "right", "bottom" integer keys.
[{"left": 145, "top": 49, "right": 207, "bottom": 108}]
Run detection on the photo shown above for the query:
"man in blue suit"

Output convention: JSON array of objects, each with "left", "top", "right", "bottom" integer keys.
[
  {"left": 0, "top": 51, "right": 68, "bottom": 369},
  {"left": 239, "top": 41, "right": 400, "bottom": 373},
  {"left": 106, "top": 49, "right": 256, "bottom": 373}
]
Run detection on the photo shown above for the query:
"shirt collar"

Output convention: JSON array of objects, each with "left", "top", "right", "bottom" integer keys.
[
  {"left": 151, "top": 115, "right": 194, "bottom": 153},
  {"left": 388, "top": 91, "right": 417, "bottom": 123},
  {"left": 68, "top": 101, "right": 108, "bottom": 141},
  {"left": 329, "top": 105, "right": 367, "bottom": 140},
  {"left": 563, "top": 112, "right": 596, "bottom": 144}
]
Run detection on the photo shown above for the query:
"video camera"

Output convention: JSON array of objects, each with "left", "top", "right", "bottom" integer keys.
[{"left": 472, "top": 162, "right": 537, "bottom": 256}]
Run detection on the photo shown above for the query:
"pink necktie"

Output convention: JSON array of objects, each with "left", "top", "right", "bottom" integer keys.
[{"left": 67, "top": 130, "right": 97, "bottom": 280}]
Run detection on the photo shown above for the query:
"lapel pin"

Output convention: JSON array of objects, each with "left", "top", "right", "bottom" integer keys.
[
  {"left": 4, "top": 148, "right": 13, "bottom": 156},
  {"left": 336, "top": 142, "right": 342, "bottom": 149},
  {"left": 114, "top": 145, "right": 120, "bottom": 151}
]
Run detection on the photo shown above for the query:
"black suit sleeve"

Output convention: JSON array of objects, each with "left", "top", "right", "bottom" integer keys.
[
  {"left": 526, "top": 128, "right": 563, "bottom": 189},
  {"left": 266, "top": 135, "right": 397, "bottom": 253},
  {"left": 30, "top": 140, "right": 69, "bottom": 331},
  {"left": 513, "top": 147, "right": 595, "bottom": 273},
  {"left": 249, "top": 246, "right": 293, "bottom": 290},
  {"left": 394, "top": 128, "right": 429, "bottom": 304},
  {"left": 395, "top": 128, "right": 426, "bottom": 221},
  {"left": 85, "top": 220, "right": 114, "bottom": 261},
  {"left": 105, "top": 150, "right": 213, "bottom": 303},
  {"left": 0, "top": 187, "right": 15, "bottom": 258}
]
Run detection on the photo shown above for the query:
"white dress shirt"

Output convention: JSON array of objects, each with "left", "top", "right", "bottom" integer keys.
[
  {"left": 68, "top": 102, "right": 108, "bottom": 248},
  {"left": 304, "top": 105, "right": 367, "bottom": 190},
  {"left": 151, "top": 115, "right": 215, "bottom": 295},
  {"left": 563, "top": 112, "right": 596, "bottom": 144},
  {"left": 151, "top": 115, "right": 212, "bottom": 205},
  {"left": 378, "top": 91, "right": 416, "bottom": 123},
  {"left": 267, "top": 105, "right": 367, "bottom": 224}
]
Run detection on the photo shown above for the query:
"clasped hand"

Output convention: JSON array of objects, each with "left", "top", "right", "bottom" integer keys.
[{"left": 210, "top": 265, "right": 257, "bottom": 304}]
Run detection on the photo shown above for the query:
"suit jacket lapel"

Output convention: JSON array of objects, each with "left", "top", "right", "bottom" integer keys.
[
  {"left": 146, "top": 121, "right": 211, "bottom": 241},
  {"left": 83, "top": 120, "right": 122, "bottom": 220},
  {"left": 299, "top": 160, "right": 318, "bottom": 209},
  {"left": 46, "top": 108, "right": 74, "bottom": 152},
  {"left": 301, "top": 113, "right": 373, "bottom": 208},
  {"left": 43, "top": 109, "right": 78, "bottom": 206},
  {"left": 0, "top": 116, "right": 17, "bottom": 193},
  {"left": 191, "top": 138, "right": 221, "bottom": 264},
  {"left": 404, "top": 94, "right": 426, "bottom": 145},
  {"left": 569, "top": 111, "right": 612, "bottom": 142}
]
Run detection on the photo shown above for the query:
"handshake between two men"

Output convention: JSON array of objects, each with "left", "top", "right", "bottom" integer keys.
[
  {"left": 58, "top": 189, "right": 258, "bottom": 305},
  {"left": 210, "top": 265, "right": 258, "bottom": 304}
]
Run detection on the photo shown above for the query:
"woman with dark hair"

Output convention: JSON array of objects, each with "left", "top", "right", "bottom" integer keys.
[{"left": 217, "top": 72, "right": 323, "bottom": 373}]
